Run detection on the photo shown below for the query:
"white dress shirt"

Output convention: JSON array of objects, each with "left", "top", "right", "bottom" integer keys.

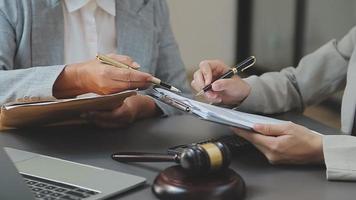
[{"left": 62, "top": 0, "right": 117, "bottom": 64}]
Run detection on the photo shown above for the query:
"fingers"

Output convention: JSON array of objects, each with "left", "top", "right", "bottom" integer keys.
[
  {"left": 233, "top": 127, "right": 273, "bottom": 147},
  {"left": 191, "top": 70, "right": 205, "bottom": 91},
  {"left": 232, "top": 127, "right": 283, "bottom": 164},
  {"left": 100, "top": 54, "right": 152, "bottom": 89},
  {"left": 82, "top": 103, "right": 134, "bottom": 128},
  {"left": 205, "top": 91, "right": 221, "bottom": 102},
  {"left": 92, "top": 105, "right": 132, "bottom": 122},
  {"left": 200, "top": 60, "right": 230, "bottom": 77},
  {"left": 253, "top": 122, "right": 292, "bottom": 136},
  {"left": 74, "top": 55, "right": 153, "bottom": 95},
  {"left": 107, "top": 54, "right": 140, "bottom": 69},
  {"left": 108, "top": 67, "right": 152, "bottom": 89},
  {"left": 199, "top": 60, "right": 214, "bottom": 85},
  {"left": 191, "top": 60, "right": 230, "bottom": 92},
  {"left": 211, "top": 79, "right": 236, "bottom": 92}
]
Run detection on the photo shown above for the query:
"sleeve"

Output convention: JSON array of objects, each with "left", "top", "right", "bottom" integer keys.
[
  {"left": 151, "top": 0, "right": 192, "bottom": 116},
  {"left": 323, "top": 135, "right": 356, "bottom": 181},
  {"left": 0, "top": 9, "right": 66, "bottom": 105},
  {"left": 237, "top": 27, "right": 356, "bottom": 114}
]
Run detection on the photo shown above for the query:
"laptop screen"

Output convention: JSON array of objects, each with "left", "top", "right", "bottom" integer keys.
[{"left": 0, "top": 145, "right": 34, "bottom": 200}]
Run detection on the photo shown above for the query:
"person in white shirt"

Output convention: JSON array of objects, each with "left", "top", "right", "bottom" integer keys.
[
  {"left": 191, "top": 26, "right": 356, "bottom": 181},
  {"left": 0, "top": 0, "right": 191, "bottom": 128}
]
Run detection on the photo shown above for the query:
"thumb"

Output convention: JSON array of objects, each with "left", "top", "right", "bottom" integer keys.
[{"left": 253, "top": 123, "right": 290, "bottom": 136}]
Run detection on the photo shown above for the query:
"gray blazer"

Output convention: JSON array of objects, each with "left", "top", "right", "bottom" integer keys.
[
  {"left": 0, "top": 0, "right": 191, "bottom": 116},
  {"left": 239, "top": 27, "right": 356, "bottom": 181}
]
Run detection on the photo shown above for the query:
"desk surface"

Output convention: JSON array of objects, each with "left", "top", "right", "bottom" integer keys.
[{"left": 0, "top": 113, "right": 355, "bottom": 200}]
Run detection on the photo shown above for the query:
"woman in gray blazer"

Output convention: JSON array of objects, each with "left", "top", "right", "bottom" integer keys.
[
  {"left": 191, "top": 26, "right": 356, "bottom": 181},
  {"left": 0, "top": 0, "right": 191, "bottom": 128}
]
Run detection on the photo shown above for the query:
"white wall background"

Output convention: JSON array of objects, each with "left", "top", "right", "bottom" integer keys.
[
  {"left": 304, "top": 0, "right": 356, "bottom": 55},
  {"left": 167, "top": 0, "right": 237, "bottom": 74},
  {"left": 167, "top": 0, "right": 356, "bottom": 73},
  {"left": 251, "top": 0, "right": 295, "bottom": 70}
]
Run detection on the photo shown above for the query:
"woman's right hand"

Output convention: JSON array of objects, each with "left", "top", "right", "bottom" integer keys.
[
  {"left": 53, "top": 54, "right": 153, "bottom": 98},
  {"left": 191, "top": 59, "right": 251, "bottom": 105}
]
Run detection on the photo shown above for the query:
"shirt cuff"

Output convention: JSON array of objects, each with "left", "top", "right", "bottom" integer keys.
[
  {"left": 17, "top": 65, "right": 66, "bottom": 102},
  {"left": 26, "top": 65, "right": 66, "bottom": 101},
  {"left": 323, "top": 135, "right": 356, "bottom": 181}
]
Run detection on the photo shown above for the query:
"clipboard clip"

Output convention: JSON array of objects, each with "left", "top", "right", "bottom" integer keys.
[
  {"left": 148, "top": 87, "right": 192, "bottom": 113},
  {"left": 160, "top": 95, "right": 191, "bottom": 112}
]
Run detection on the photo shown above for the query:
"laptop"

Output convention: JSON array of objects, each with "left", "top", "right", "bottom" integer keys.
[
  {"left": 0, "top": 146, "right": 34, "bottom": 200},
  {"left": 0, "top": 147, "right": 146, "bottom": 200}
]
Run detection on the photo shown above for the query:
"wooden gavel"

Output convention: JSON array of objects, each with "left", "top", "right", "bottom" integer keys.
[{"left": 112, "top": 142, "right": 231, "bottom": 174}]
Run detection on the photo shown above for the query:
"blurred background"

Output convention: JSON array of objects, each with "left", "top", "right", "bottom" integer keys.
[{"left": 167, "top": 0, "right": 356, "bottom": 129}]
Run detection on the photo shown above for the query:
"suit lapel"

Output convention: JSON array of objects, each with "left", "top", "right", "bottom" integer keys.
[
  {"left": 115, "top": 0, "right": 157, "bottom": 74},
  {"left": 31, "top": 0, "right": 64, "bottom": 66}
]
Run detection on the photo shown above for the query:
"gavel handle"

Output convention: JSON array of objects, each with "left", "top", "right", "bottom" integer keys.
[{"left": 112, "top": 152, "right": 179, "bottom": 163}]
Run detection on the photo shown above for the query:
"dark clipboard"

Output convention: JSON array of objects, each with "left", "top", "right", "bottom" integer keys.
[{"left": 148, "top": 87, "right": 252, "bottom": 130}]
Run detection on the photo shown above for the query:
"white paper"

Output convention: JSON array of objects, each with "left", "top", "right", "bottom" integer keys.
[{"left": 155, "top": 88, "right": 287, "bottom": 128}]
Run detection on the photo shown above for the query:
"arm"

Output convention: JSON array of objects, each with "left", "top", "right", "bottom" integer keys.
[
  {"left": 234, "top": 123, "right": 356, "bottom": 181},
  {"left": 191, "top": 26, "right": 356, "bottom": 181},
  {"left": 0, "top": 9, "right": 66, "bottom": 105},
  {"left": 0, "top": 8, "right": 152, "bottom": 105},
  {"left": 238, "top": 27, "right": 355, "bottom": 114},
  {"left": 191, "top": 28, "right": 350, "bottom": 112},
  {"left": 76, "top": 1, "right": 193, "bottom": 127},
  {"left": 323, "top": 135, "right": 356, "bottom": 181},
  {"left": 237, "top": 28, "right": 356, "bottom": 181}
]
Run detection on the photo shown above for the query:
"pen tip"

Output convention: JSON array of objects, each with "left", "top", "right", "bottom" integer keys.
[
  {"left": 171, "top": 87, "right": 181, "bottom": 93},
  {"left": 195, "top": 90, "right": 204, "bottom": 96}
]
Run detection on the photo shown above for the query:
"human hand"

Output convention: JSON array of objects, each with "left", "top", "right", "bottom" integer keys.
[
  {"left": 233, "top": 122, "right": 324, "bottom": 164},
  {"left": 53, "top": 54, "right": 152, "bottom": 98},
  {"left": 81, "top": 94, "right": 161, "bottom": 128},
  {"left": 191, "top": 60, "right": 251, "bottom": 105}
]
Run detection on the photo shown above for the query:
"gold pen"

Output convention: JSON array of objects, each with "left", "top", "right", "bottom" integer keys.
[{"left": 96, "top": 54, "right": 181, "bottom": 93}]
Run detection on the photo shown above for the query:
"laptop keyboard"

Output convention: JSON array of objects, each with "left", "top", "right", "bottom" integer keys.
[{"left": 22, "top": 173, "right": 99, "bottom": 200}]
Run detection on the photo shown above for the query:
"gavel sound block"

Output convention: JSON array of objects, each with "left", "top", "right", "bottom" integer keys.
[
  {"left": 152, "top": 165, "right": 245, "bottom": 200},
  {"left": 112, "top": 142, "right": 246, "bottom": 200}
]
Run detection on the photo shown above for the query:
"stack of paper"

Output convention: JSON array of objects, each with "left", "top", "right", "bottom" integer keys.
[{"left": 153, "top": 88, "right": 287, "bottom": 129}]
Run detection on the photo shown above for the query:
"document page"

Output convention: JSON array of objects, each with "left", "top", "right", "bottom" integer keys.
[{"left": 154, "top": 88, "right": 287, "bottom": 128}]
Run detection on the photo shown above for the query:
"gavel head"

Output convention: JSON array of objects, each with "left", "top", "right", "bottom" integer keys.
[{"left": 179, "top": 142, "right": 231, "bottom": 174}]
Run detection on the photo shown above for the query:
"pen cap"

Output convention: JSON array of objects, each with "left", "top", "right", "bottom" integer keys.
[{"left": 235, "top": 56, "right": 256, "bottom": 72}]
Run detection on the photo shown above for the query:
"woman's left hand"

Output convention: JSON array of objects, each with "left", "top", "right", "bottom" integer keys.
[
  {"left": 233, "top": 122, "right": 324, "bottom": 164},
  {"left": 81, "top": 94, "right": 161, "bottom": 128}
]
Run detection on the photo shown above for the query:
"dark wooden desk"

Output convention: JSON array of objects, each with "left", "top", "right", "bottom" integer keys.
[{"left": 0, "top": 114, "right": 354, "bottom": 200}]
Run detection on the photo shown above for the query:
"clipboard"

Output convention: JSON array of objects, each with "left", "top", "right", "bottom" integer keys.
[
  {"left": 149, "top": 87, "right": 287, "bottom": 130},
  {"left": 0, "top": 90, "right": 136, "bottom": 130}
]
